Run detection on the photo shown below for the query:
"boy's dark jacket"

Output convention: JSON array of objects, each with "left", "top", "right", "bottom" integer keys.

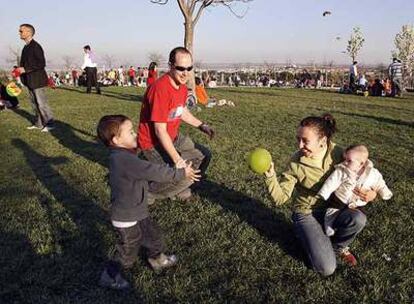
[{"left": 109, "top": 147, "right": 185, "bottom": 222}]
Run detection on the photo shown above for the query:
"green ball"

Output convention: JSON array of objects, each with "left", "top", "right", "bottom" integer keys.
[{"left": 247, "top": 148, "right": 272, "bottom": 174}]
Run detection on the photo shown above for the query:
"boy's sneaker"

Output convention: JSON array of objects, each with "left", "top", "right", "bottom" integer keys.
[
  {"left": 99, "top": 269, "right": 130, "bottom": 291},
  {"left": 337, "top": 247, "right": 357, "bottom": 267},
  {"left": 27, "top": 125, "right": 41, "bottom": 130},
  {"left": 148, "top": 253, "right": 178, "bottom": 272}
]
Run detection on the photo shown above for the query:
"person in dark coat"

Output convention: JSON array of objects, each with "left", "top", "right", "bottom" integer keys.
[{"left": 18, "top": 24, "right": 54, "bottom": 132}]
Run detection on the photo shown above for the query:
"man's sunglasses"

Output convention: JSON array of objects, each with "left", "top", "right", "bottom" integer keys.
[{"left": 174, "top": 65, "right": 193, "bottom": 72}]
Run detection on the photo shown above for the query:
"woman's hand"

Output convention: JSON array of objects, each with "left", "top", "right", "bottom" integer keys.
[
  {"left": 353, "top": 187, "right": 377, "bottom": 203},
  {"left": 264, "top": 162, "right": 275, "bottom": 178}
]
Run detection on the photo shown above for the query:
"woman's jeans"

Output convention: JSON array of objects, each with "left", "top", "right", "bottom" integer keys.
[{"left": 292, "top": 208, "right": 367, "bottom": 276}]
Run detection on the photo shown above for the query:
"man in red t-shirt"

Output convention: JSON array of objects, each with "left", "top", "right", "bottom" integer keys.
[{"left": 138, "top": 47, "right": 214, "bottom": 201}]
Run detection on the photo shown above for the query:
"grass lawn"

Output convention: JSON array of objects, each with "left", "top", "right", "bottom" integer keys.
[{"left": 0, "top": 85, "right": 413, "bottom": 303}]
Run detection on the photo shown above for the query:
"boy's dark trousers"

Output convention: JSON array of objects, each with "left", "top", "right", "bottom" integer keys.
[
  {"left": 106, "top": 217, "right": 165, "bottom": 276},
  {"left": 85, "top": 67, "right": 101, "bottom": 94}
]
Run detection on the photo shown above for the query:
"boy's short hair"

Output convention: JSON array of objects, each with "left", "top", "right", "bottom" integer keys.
[
  {"left": 195, "top": 77, "right": 202, "bottom": 85},
  {"left": 83, "top": 45, "right": 91, "bottom": 51},
  {"left": 97, "top": 115, "right": 130, "bottom": 147}
]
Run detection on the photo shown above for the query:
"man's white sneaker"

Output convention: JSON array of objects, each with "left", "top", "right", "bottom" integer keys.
[
  {"left": 41, "top": 126, "right": 54, "bottom": 132},
  {"left": 27, "top": 125, "right": 41, "bottom": 130}
]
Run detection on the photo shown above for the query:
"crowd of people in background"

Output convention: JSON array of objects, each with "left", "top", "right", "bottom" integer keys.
[
  {"left": 5, "top": 46, "right": 409, "bottom": 100},
  {"left": 340, "top": 58, "right": 404, "bottom": 97},
  {"left": 35, "top": 65, "right": 156, "bottom": 89}
]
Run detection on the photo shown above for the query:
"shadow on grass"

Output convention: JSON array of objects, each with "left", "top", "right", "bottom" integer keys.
[
  {"left": 13, "top": 109, "right": 108, "bottom": 167},
  {"left": 56, "top": 86, "right": 85, "bottom": 94},
  {"left": 219, "top": 88, "right": 293, "bottom": 98},
  {"left": 11, "top": 138, "right": 108, "bottom": 263},
  {"left": 101, "top": 91, "right": 144, "bottom": 102},
  {"left": 0, "top": 229, "right": 49, "bottom": 303},
  {"left": 328, "top": 109, "right": 414, "bottom": 128},
  {"left": 9, "top": 139, "right": 142, "bottom": 302},
  {"left": 195, "top": 180, "right": 305, "bottom": 264},
  {"left": 57, "top": 86, "right": 144, "bottom": 102}
]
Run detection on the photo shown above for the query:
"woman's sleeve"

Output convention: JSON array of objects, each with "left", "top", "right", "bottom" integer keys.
[{"left": 265, "top": 162, "right": 297, "bottom": 205}]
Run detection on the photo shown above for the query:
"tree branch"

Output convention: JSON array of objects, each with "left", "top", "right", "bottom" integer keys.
[
  {"left": 150, "top": 0, "right": 169, "bottom": 4},
  {"left": 193, "top": 1, "right": 212, "bottom": 25},
  {"left": 177, "top": 0, "right": 190, "bottom": 19},
  {"left": 216, "top": 0, "right": 252, "bottom": 18},
  {"left": 190, "top": 0, "right": 203, "bottom": 15}
]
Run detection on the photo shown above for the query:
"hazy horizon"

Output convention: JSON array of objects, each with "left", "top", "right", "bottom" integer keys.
[{"left": 1, "top": 0, "right": 413, "bottom": 69}]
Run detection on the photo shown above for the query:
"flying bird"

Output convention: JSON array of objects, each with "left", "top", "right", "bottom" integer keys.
[{"left": 322, "top": 11, "right": 332, "bottom": 17}]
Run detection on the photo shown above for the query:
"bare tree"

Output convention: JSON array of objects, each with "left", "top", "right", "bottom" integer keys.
[
  {"left": 392, "top": 24, "right": 414, "bottom": 87},
  {"left": 102, "top": 54, "right": 116, "bottom": 69},
  {"left": 6, "top": 46, "right": 21, "bottom": 66},
  {"left": 62, "top": 55, "right": 75, "bottom": 70},
  {"left": 151, "top": 0, "right": 253, "bottom": 89},
  {"left": 147, "top": 51, "right": 165, "bottom": 66},
  {"left": 346, "top": 27, "right": 365, "bottom": 62}
]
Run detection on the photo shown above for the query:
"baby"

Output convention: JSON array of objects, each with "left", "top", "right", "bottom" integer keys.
[{"left": 318, "top": 144, "right": 393, "bottom": 236}]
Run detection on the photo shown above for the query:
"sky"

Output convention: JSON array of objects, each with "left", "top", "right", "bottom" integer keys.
[{"left": 1, "top": 0, "right": 413, "bottom": 68}]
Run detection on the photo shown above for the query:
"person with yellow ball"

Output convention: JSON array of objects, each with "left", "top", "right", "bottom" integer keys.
[
  {"left": 6, "top": 82, "right": 22, "bottom": 97},
  {"left": 259, "top": 114, "right": 379, "bottom": 276},
  {"left": 0, "top": 81, "right": 20, "bottom": 110}
]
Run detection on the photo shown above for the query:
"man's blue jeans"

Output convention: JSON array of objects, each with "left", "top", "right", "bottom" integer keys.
[{"left": 292, "top": 208, "right": 367, "bottom": 276}]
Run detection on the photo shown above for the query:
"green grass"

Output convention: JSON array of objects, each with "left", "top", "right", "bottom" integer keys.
[{"left": 1, "top": 85, "right": 413, "bottom": 303}]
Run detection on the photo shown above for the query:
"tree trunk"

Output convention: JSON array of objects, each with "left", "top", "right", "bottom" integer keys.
[{"left": 184, "top": 20, "right": 196, "bottom": 91}]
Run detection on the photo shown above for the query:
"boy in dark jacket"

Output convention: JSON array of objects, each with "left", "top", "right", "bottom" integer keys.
[{"left": 97, "top": 115, "right": 200, "bottom": 290}]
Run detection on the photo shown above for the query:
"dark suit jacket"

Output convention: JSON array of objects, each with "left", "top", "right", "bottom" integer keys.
[{"left": 20, "top": 39, "right": 48, "bottom": 90}]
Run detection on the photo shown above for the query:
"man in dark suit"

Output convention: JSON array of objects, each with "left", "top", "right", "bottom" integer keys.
[{"left": 18, "top": 24, "right": 54, "bottom": 132}]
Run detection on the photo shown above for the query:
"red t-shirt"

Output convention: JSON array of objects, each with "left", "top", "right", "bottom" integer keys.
[
  {"left": 146, "top": 70, "right": 158, "bottom": 87},
  {"left": 138, "top": 73, "right": 187, "bottom": 150},
  {"left": 128, "top": 68, "right": 135, "bottom": 77}
]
